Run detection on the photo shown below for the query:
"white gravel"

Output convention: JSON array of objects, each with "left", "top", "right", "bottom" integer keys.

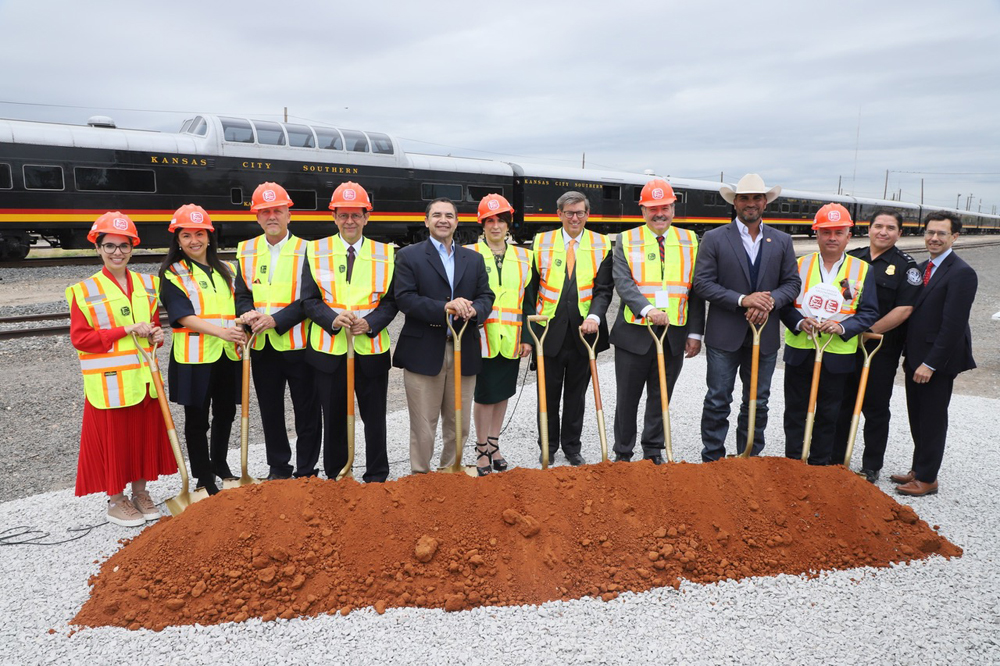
[{"left": 2, "top": 353, "right": 999, "bottom": 666}]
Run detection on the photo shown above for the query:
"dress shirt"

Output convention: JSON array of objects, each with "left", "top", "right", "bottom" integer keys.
[
  {"left": 266, "top": 232, "right": 290, "bottom": 284},
  {"left": 562, "top": 229, "right": 600, "bottom": 325},
  {"left": 736, "top": 218, "right": 764, "bottom": 263},
  {"left": 429, "top": 236, "right": 456, "bottom": 297},
  {"left": 926, "top": 247, "right": 952, "bottom": 281}
]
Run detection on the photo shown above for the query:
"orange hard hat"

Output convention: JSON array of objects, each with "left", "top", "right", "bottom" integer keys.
[
  {"left": 638, "top": 178, "right": 677, "bottom": 207},
  {"left": 328, "top": 181, "right": 372, "bottom": 211},
  {"left": 168, "top": 204, "right": 215, "bottom": 233},
  {"left": 250, "top": 182, "right": 294, "bottom": 212},
  {"left": 812, "top": 203, "right": 854, "bottom": 229},
  {"left": 87, "top": 211, "right": 140, "bottom": 245},
  {"left": 477, "top": 193, "right": 514, "bottom": 222}
]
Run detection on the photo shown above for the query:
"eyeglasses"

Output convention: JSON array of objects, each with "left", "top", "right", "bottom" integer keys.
[
  {"left": 335, "top": 213, "right": 367, "bottom": 223},
  {"left": 924, "top": 229, "right": 954, "bottom": 238},
  {"left": 560, "top": 210, "right": 588, "bottom": 219},
  {"left": 100, "top": 243, "right": 133, "bottom": 254}
]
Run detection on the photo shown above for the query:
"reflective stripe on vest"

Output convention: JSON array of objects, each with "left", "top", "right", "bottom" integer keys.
[
  {"left": 307, "top": 236, "right": 395, "bottom": 356},
  {"left": 621, "top": 224, "right": 698, "bottom": 326},
  {"left": 467, "top": 241, "right": 530, "bottom": 359},
  {"left": 785, "top": 253, "right": 870, "bottom": 356},
  {"left": 65, "top": 270, "right": 160, "bottom": 409},
  {"left": 237, "top": 235, "right": 310, "bottom": 351},
  {"left": 164, "top": 260, "right": 239, "bottom": 364},
  {"left": 532, "top": 229, "right": 610, "bottom": 322}
]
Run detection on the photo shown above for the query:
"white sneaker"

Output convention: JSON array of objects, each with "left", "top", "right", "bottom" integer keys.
[
  {"left": 131, "top": 490, "right": 161, "bottom": 521},
  {"left": 107, "top": 497, "right": 145, "bottom": 527}
]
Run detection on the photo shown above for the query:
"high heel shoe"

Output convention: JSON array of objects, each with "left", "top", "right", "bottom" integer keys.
[
  {"left": 475, "top": 443, "right": 493, "bottom": 477},
  {"left": 487, "top": 437, "right": 508, "bottom": 472},
  {"left": 196, "top": 477, "right": 220, "bottom": 496}
]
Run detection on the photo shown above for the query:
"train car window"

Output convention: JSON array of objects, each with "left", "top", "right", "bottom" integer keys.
[
  {"left": 284, "top": 124, "right": 316, "bottom": 148},
  {"left": 23, "top": 165, "right": 64, "bottom": 191},
  {"left": 253, "top": 121, "right": 286, "bottom": 146},
  {"left": 341, "top": 129, "right": 369, "bottom": 153},
  {"left": 315, "top": 128, "right": 344, "bottom": 150},
  {"left": 780, "top": 203, "right": 791, "bottom": 213},
  {"left": 0, "top": 164, "right": 11, "bottom": 189},
  {"left": 421, "top": 183, "right": 462, "bottom": 201},
  {"left": 468, "top": 185, "right": 503, "bottom": 201},
  {"left": 791, "top": 204, "right": 801, "bottom": 214},
  {"left": 75, "top": 167, "right": 156, "bottom": 193},
  {"left": 367, "top": 132, "right": 394, "bottom": 155},
  {"left": 287, "top": 190, "right": 318, "bottom": 210},
  {"left": 633, "top": 186, "right": 643, "bottom": 202},
  {"left": 602, "top": 185, "right": 621, "bottom": 200},
  {"left": 189, "top": 116, "right": 208, "bottom": 136},
  {"left": 676, "top": 192, "right": 686, "bottom": 204},
  {"left": 220, "top": 117, "right": 254, "bottom": 143},
  {"left": 180, "top": 118, "right": 193, "bottom": 133},
  {"left": 231, "top": 188, "right": 243, "bottom": 205}
]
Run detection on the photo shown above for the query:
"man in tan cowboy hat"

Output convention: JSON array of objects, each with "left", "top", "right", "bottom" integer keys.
[{"left": 692, "top": 174, "right": 801, "bottom": 461}]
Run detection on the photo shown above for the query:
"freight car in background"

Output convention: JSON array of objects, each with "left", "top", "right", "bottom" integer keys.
[{"left": 1, "top": 113, "right": 997, "bottom": 260}]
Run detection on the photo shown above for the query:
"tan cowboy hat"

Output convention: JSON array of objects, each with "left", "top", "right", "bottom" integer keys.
[{"left": 719, "top": 174, "right": 782, "bottom": 205}]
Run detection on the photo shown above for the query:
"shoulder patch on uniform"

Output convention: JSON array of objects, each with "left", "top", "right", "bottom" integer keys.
[
  {"left": 898, "top": 249, "right": 915, "bottom": 262},
  {"left": 906, "top": 267, "right": 922, "bottom": 285}
]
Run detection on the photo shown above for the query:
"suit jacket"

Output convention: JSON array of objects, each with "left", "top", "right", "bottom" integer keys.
[
  {"left": 904, "top": 252, "right": 977, "bottom": 376},
  {"left": 692, "top": 221, "right": 800, "bottom": 355},
  {"left": 299, "top": 238, "right": 399, "bottom": 375},
  {"left": 392, "top": 239, "right": 494, "bottom": 376},
  {"left": 609, "top": 231, "right": 706, "bottom": 357},
  {"left": 522, "top": 239, "right": 614, "bottom": 357}
]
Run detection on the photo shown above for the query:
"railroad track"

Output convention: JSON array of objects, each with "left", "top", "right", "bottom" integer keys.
[{"left": 0, "top": 251, "right": 237, "bottom": 269}]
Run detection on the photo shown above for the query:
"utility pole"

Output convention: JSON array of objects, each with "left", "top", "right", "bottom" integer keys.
[
  {"left": 720, "top": 171, "right": 724, "bottom": 182},
  {"left": 883, "top": 170, "right": 889, "bottom": 199},
  {"left": 956, "top": 193, "right": 961, "bottom": 208},
  {"left": 920, "top": 178, "right": 924, "bottom": 205},
  {"left": 582, "top": 152, "right": 585, "bottom": 169},
  {"left": 966, "top": 193, "right": 973, "bottom": 211},
  {"left": 283, "top": 107, "right": 288, "bottom": 123},
  {"left": 837, "top": 175, "right": 842, "bottom": 195}
]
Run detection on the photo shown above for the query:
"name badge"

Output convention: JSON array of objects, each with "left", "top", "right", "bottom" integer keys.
[{"left": 655, "top": 291, "right": 671, "bottom": 308}]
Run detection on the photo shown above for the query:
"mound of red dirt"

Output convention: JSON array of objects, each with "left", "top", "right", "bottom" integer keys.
[{"left": 72, "top": 457, "right": 961, "bottom": 631}]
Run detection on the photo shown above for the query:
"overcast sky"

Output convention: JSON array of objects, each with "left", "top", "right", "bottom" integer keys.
[{"left": 2, "top": 0, "right": 998, "bottom": 213}]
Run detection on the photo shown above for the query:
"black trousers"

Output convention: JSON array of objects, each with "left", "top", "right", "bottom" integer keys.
[
  {"left": 903, "top": 360, "right": 955, "bottom": 483},
  {"left": 613, "top": 344, "right": 683, "bottom": 458},
  {"left": 183, "top": 357, "right": 239, "bottom": 482},
  {"left": 832, "top": 341, "right": 904, "bottom": 471},
  {"left": 535, "top": 342, "right": 591, "bottom": 456},
  {"left": 783, "top": 360, "right": 848, "bottom": 466},
  {"left": 250, "top": 345, "right": 322, "bottom": 477},
  {"left": 314, "top": 354, "right": 391, "bottom": 483}
]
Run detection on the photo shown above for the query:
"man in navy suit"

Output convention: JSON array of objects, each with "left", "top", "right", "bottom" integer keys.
[
  {"left": 693, "top": 174, "right": 800, "bottom": 461},
  {"left": 893, "top": 211, "right": 977, "bottom": 496},
  {"left": 392, "top": 198, "right": 494, "bottom": 474}
]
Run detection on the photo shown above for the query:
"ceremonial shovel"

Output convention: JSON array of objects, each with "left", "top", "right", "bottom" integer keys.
[
  {"left": 336, "top": 329, "right": 356, "bottom": 481},
  {"left": 646, "top": 321, "right": 674, "bottom": 463},
  {"left": 223, "top": 331, "right": 262, "bottom": 489},
  {"left": 526, "top": 314, "right": 552, "bottom": 469},
  {"left": 842, "top": 332, "right": 885, "bottom": 467},
  {"left": 443, "top": 306, "right": 478, "bottom": 476},
  {"left": 738, "top": 315, "right": 768, "bottom": 459},
  {"left": 578, "top": 326, "right": 608, "bottom": 462},
  {"left": 799, "top": 283, "right": 845, "bottom": 464},
  {"left": 132, "top": 333, "right": 209, "bottom": 514}
]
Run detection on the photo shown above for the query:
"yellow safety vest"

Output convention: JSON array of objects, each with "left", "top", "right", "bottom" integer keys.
[
  {"left": 65, "top": 270, "right": 160, "bottom": 409},
  {"left": 532, "top": 229, "right": 610, "bottom": 323},
  {"left": 466, "top": 241, "right": 531, "bottom": 359},
  {"left": 306, "top": 235, "right": 394, "bottom": 356},
  {"left": 237, "top": 235, "right": 310, "bottom": 352},
  {"left": 620, "top": 224, "right": 698, "bottom": 326},
  {"left": 784, "top": 253, "right": 870, "bottom": 356},
  {"left": 163, "top": 260, "right": 240, "bottom": 364}
]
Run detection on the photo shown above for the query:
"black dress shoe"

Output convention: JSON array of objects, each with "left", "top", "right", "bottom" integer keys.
[
  {"left": 538, "top": 451, "right": 556, "bottom": 466},
  {"left": 565, "top": 452, "right": 585, "bottom": 466},
  {"left": 859, "top": 468, "right": 880, "bottom": 484},
  {"left": 614, "top": 453, "right": 632, "bottom": 462},
  {"left": 643, "top": 455, "right": 664, "bottom": 465},
  {"left": 266, "top": 471, "right": 292, "bottom": 481}
]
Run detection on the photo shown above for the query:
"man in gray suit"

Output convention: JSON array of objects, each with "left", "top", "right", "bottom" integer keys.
[
  {"left": 611, "top": 178, "right": 705, "bottom": 464},
  {"left": 692, "top": 174, "right": 800, "bottom": 461}
]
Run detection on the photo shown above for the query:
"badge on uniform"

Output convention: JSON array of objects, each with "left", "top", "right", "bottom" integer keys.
[
  {"left": 259, "top": 265, "right": 267, "bottom": 275},
  {"left": 555, "top": 258, "right": 563, "bottom": 267},
  {"left": 885, "top": 265, "right": 896, "bottom": 276},
  {"left": 906, "top": 267, "right": 922, "bottom": 285},
  {"left": 120, "top": 306, "right": 130, "bottom": 317},
  {"left": 485, "top": 265, "right": 492, "bottom": 273},
  {"left": 339, "top": 264, "right": 346, "bottom": 273},
  {"left": 647, "top": 252, "right": 656, "bottom": 261},
  {"left": 199, "top": 280, "right": 209, "bottom": 288}
]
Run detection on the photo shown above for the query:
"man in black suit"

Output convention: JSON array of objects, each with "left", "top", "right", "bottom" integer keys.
[
  {"left": 893, "top": 211, "right": 978, "bottom": 497},
  {"left": 693, "top": 174, "right": 800, "bottom": 461},
  {"left": 392, "top": 198, "right": 494, "bottom": 474},
  {"left": 523, "top": 191, "right": 614, "bottom": 466},
  {"left": 301, "top": 182, "right": 398, "bottom": 483},
  {"left": 610, "top": 178, "right": 704, "bottom": 464}
]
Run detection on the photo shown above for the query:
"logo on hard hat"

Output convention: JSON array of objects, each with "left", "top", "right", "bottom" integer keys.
[
  {"left": 652, "top": 188, "right": 664, "bottom": 200},
  {"left": 488, "top": 199, "right": 500, "bottom": 211},
  {"left": 190, "top": 211, "right": 204, "bottom": 223},
  {"left": 827, "top": 209, "right": 841, "bottom": 222},
  {"left": 344, "top": 189, "right": 356, "bottom": 201},
  {"left": 113, "top": 218, "right": 129, "bottom": 231},
  {"left": 263, "top": 190, "right": 276, "bottom": 202}
]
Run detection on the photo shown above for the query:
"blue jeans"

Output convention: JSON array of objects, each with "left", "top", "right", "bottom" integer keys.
[{"left": 701, "top": 344, "right": 777, "bottom": 462}]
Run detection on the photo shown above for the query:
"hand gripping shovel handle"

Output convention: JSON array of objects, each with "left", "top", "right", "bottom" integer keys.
[
  {"left": 843, "top": 332, "right": 885, "bottom": 467},
  {"left": 646, "top": 321, "right": 673, "bottom": 463},
  {"left": 233, "top": 331, "right": 259, "bottom": 487},
  {"left": 801, "top": 331, "right": 835, "bottom": 463},
  {"left": 336, "top": 329, "right": 356, "bottom": 480},
  {"left": 739, "top": 315, "right": 768, "bottom": 459},
  {"left": 578, "top": 326, "right": 608, "bottom": 462},
  {"left": 527, "top": 314, "right": 551, "bottom": 469},
  {"left": 444, "top": 306, "right": 473, "bottom": 475}
]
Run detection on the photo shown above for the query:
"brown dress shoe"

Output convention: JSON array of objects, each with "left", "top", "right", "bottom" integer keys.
[
  {"left": 890, "top": 470, "right": 915, "bottom": 484},
  {"left": 896, "top": 479, "right": 939, "bottom": 496}
]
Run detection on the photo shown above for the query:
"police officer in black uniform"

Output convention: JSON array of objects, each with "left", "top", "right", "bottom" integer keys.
[{"left": 833, "top": 208, "right": 920, "bottom": 481}]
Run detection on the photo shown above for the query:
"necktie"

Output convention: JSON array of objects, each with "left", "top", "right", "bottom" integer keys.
[
  {"left": 347, "top": 246, "right": 356, "bottom": 282},
  {"left": 566, "top": 239, "right": 577, "bottom": 277},
  {"left": 657, "top": 235, "right": 666, "bottom": 278},
  {"left": 922, "top": 261, "right": 933, "bottom": 286}
]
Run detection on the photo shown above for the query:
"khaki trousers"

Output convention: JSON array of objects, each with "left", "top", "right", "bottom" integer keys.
[{"left": 403, "top": 340, "right": 476, "bottom": 473}]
